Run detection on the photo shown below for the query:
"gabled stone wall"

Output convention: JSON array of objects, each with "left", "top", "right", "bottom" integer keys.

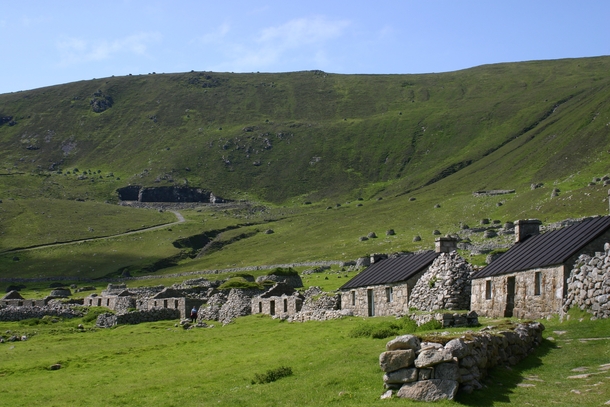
[
  {"left": 408, "top": 252, "right": 472, "bottom": 311},
  {"left": 564, "top": 245, "right": 610, "bottom": 318}
]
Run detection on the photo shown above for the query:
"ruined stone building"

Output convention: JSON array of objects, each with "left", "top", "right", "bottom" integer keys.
[
  {"left": 471, "top": 216, "right": 610, "bottom": 319},
  {"left": 250, "top": 283, "right": 303, "bottom": 318},
  {"left": 1, "top": 290, "right": 46, "bottom": 307},
  {"left": 142, "top": 288, "right": 204, "bottom": 320},
  {"left": 339, "top": 237, "right": 465, "bottom": 317},
  {"left": 85, "top": 284, "right": 204, "bottom": 319}
]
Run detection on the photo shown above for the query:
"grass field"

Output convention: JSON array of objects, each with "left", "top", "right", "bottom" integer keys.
[{"left": 0, "top": 308, "right": 608, "bottom": 406}]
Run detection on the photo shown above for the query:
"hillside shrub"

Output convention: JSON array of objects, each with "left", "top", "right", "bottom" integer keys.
[
  {"left": 348, "top": 323, "right": 374, "bottom": 338},
  {"left": 417, "top": 319, "right": 442, "bottom": 331},
  {"left": 230, "top": 273, "right": 254, "bottom": 280},
  {"left": 218, "top": 277, "right": 260, "bottom": 290},
  {"left": 82, "top": 307, "right": 114, "bottom": 323},
  {"left": 348, "top": 316, "right": 437, "bottom": 339},
  {"left": 370, "top": 323, "right": 400, "bottom": 339},
  {"left": 398, "top": 316, "right": 418, "bottom": 332},
  {"left": 251, "top": 366, "right": 293, "bottom": 384},
  {"left": 266, "top": 267, "right": 298, "bottom": 276},
  {"left": 19, "top": 318, "right": 50, "bottom": 326}
]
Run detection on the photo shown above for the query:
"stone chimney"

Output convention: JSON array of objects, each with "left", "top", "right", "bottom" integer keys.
[
  {"left": 435, "top": 237, "right": 457, "bottom": 253},
  {"left": 515, "top": 219, "right": 542, "bottom": 243}
]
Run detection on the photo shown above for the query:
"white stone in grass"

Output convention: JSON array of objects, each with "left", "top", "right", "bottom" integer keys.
[{"left": 380, "top": 390, "right": 393, "bottom": 399}]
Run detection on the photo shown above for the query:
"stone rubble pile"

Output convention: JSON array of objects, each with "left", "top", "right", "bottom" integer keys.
[
  {"left": 217, "top": 288, "right": 262, "bottom": 325},
  {"left": 380, "top": 322, "right": 544, "bottom": 401},
  {"left": 408, "top": 252, "right": 473, "bottom": 311},
  {"left": 287, "top": 309, "right": 353, "bottom": 322},
  {"left": 564, "top": 243, "right": 610, "bottom": 319}
]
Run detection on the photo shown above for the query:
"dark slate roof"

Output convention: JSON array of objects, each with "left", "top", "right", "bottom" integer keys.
[
  {"left": 340, "top": 251, "right": 439, "bottom": 290},
  {"left": 1, "top": 290, "right": 25, "bottom": 300},
  {"left": 473, "top": 216, "right": 610, "bottom": 279}
]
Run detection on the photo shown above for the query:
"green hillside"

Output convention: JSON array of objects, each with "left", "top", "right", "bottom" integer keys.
[{"left": 1, "top": 56, "right": 610, "bottom": 280}]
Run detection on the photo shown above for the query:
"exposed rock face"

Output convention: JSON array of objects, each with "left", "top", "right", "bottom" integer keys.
[
  {"left": 116, "top": 186, "right": 227, "bottom": 203},
  {"left": 90, "top": 90, "right": 113, "bottom": 113},
  {"left": 408, "top": 251, "right": 473, "bottom": 311}
]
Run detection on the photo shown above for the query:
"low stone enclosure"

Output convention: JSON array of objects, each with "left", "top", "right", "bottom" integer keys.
[
  {"left": 379, "top": 322, "right": 545, "bottom": 401},
  {"left": 96, "top": 308, "right": 180, "bottom": 328}
]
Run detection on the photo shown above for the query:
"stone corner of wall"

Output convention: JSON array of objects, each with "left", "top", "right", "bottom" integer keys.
[{"left": 379, "top": 322, "right": 544, "bottom": 401}]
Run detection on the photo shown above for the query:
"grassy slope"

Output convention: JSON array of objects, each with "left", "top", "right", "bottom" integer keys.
[
  {"left": 1, "top": 57, "right": 609, "bottom": 203},
  {"left": 1, "top": 57, "right": 610, "bottom": 280},
  {"left": 0, "top": 308, "right": 607, "bottom": 406}
]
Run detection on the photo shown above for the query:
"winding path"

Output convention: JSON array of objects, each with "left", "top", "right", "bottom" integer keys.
[{"left": 1, "top": 210, "right": 185, "bottom": 255}]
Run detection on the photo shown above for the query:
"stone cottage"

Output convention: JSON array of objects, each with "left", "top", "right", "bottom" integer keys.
[
  {"left": 1, "top": 290, "right": 46, "bottom": 307},
  {"left": 471, "top": 216, "right": 610, "bottom": 319},
  {"left": 339, "top": 238, "right": 462, "bottom": 317}
]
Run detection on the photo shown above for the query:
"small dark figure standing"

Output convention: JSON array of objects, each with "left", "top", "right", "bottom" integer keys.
[{"left": 190, "top": 307, "right": 198, "bottom": 323}]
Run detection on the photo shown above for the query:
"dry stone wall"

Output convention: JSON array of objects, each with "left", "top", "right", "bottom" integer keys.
[
  {"left": 408, "top": 252, "right": 473, "bottom": 311},
  {"left": 0, "top": 305, "right": 83, "bottom": 321},
  {"left": 407, "top": 311, "right": 479, "bottom": 328},
  {"left": 379, "top": 322, "right": 544, "bottom": 401},
  {"left": 96, "top": 308, "right": 180, "bottom": 327},
  {"left": 564, "top": 244, "right": 610, "bottom": 318}
]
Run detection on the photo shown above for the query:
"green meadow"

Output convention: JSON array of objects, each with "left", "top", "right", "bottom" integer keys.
[{"left": 0, "top": 308, "right": 608, "bottom": 406}]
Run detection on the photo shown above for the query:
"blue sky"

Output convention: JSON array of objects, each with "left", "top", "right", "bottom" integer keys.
[{"left": 1, "top": 0, "right": 609, "bottom": 94}]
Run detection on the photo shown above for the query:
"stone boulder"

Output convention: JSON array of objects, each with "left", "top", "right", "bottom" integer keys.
[
  {"left": 386, "top": 335, "right": 421, "bottom": 351},
  {"left": 396, "top": 379, "right": 459, "bottom": 401},
  {"left": 379, "top": 350, "right": 415, "bottom": 372}
]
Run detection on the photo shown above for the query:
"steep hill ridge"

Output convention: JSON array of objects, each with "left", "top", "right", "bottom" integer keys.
[{"left": 1, "top": 57, "right": 609, "bottom": 203}]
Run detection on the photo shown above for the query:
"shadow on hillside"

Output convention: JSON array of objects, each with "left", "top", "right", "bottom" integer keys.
[{"left": 455, "top": 338, "right": 557, "bottom": 406}]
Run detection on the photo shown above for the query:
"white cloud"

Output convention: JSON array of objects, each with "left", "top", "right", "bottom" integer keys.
[
  {"left": 56, "top": 32, "right": 161, "bottom": 66},
  {"left": 206, "top": 16, "right": 350, "bottom": 72},
  {"left": 258, "top": 16, "right": 349, "bottom": 48},
  {"left": 199, "top": 23, "right": 231, "bottom": 44}
]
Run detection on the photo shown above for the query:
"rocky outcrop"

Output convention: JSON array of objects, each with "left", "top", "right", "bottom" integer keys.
[
  {"left": 564, "top": 244, "right": 610, "bottom": 318},
  {"left": 116, "top": 186, "right": 227, "bottom": 203},
  {"left": 408, "top": 252, "right": 473, "bottom": 311},
  {"left": 381, "top": 322, "right": 544, "bottom": 400},
  {"left": 90, "top": 90, "right": 113, "bottom": 113}
]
